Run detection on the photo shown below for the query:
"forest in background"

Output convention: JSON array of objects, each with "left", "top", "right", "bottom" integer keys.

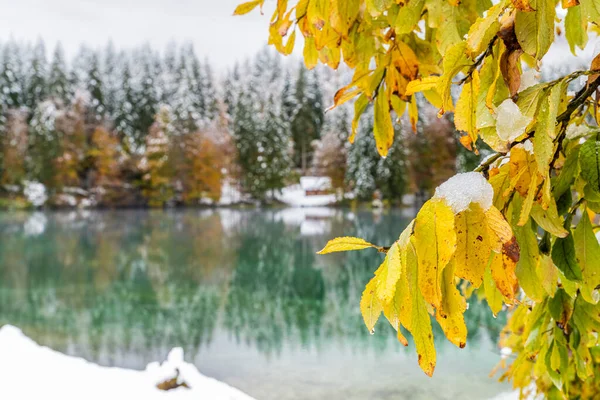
[{"left": 0, "top": 39, "right": 481, "bottom": 209}]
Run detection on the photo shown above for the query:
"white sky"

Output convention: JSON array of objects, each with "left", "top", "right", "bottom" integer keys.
[
  {"left": 0, "top": 0, "right": 280, "bottom": 68},
  {"left": 0, "top": 0, "right": 595, "bottom": 70}
]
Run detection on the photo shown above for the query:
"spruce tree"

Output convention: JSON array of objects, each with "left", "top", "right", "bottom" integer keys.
[
  {"left": 290, "top": 64, "right": 324, "bottom": 172},
  {"left": 346, "top": 110, "right": 406, "bottom": 202},
  {"left": 25, "top": 39, "right": 48, "bottom": 110},
  {"left": 47, "top": 44, "right": 70, "bottom": 102},
  {"left": 0, "top": 40, "right": 25, "bottom": 110},
  {"left": 85, "top": 52, "right": 105, "bottom": 120}
]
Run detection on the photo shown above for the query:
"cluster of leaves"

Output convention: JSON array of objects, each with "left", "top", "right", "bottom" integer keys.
[{"left": 239, "top": 0, "right": 600, "bottom": 396}]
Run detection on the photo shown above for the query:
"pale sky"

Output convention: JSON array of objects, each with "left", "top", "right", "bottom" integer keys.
[
  {"left": 0, "top": 0, "right": 595, "bottom": 70},
  {"left": 0, "top": 0, "right": 280, "bottom": 67}
]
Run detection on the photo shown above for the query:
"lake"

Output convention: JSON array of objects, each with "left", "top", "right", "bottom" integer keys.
[{"left": 0, "top": 209, "right": 512, "bottom": 400}]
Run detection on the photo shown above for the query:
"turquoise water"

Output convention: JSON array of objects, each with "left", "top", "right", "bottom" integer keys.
[{"left": 0, "top": 209, "right": 511, "bottom": 399}]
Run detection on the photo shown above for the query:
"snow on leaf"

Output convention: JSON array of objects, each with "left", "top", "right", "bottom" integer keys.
[
  {"left": 317, "top": 236, "right": 379, "bottom": 254},
  {"left": 495, "top": 99, "right": 533, "bottom": 142},
  {"left": 433, "top": 172, "right": 494, "bottom": 214}
]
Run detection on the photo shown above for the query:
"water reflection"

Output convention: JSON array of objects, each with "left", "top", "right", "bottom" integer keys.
[{"left": 0, "top": 209, "right": 509, "bottom": 398}]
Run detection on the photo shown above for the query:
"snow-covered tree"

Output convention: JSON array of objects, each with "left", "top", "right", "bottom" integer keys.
[
  {"left": 24, "top": 40, "right": 47, "bottom": 110},
  {"left": 47, "top": 44, "right": 70, "bottom": 102}
]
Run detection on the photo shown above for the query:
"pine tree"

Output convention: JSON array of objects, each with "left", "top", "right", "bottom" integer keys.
[
  {"left": 25, "top": 39, "right": 48, "bottom": 110},
  {"left": 141, "top": 105, "right": 175, "bottom": 207},
  {"left": 47, "top": 44, "right": 70, "bottom": 102},
  {"left": 0, "top": 109, "right": 28, "bottom": 185},
  {"left": 200, "top": 58, "right": 218, "bottom": 123},
  {"left": 232, "top": 52, "right": 292, "bottom": 201},
  {"left": 290, "top": 64, "right": 324, "bottom": 172},
  {"left": 114, "top": 62, "right": 140, "bottom": 152},
  {"left": 101, "top": 41, "right": 120, "bottom": 117},
  {"left": 0, "top": 40, "right": 25, "bottom": 110},
  {"left": 131, "top": 45, "right": 159, "bottom": 142},
  {"left": 312, "top": 106, "right": 350, "bottom": 191},
  {"left": 346, "top": 110, "right": 406, "bottom": 202},
  {"left": 28, "top": 99, "right": 62, "bottom": 188},
  {"left": 85, "top": 52, "right": 105, "bottom": 120}
]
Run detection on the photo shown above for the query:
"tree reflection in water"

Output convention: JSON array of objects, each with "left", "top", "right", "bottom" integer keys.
[{"left": 0, "top": 209, "right": 506, "bottom": 369}]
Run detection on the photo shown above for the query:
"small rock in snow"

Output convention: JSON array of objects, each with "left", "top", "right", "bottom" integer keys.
[{"left": 433, "top": 172, "right": 494, "bottom": 214}]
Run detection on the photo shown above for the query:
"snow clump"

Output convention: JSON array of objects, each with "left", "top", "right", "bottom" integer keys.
[
  {"left": 433, "top": 172, "right": 494, "bottom": 214},
  {"left": 495, "top": 99, "right": 532, "bottom": 142},
  {"left": 23, "top": 180, "right": 48, "bottom": 207}
]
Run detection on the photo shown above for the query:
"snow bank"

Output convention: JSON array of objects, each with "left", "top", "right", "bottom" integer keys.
[
  {"left": 0, "top": 325, "right": 255, "bottom": 400},
  {"left": 277, "top": 184, "right": 337, "bottom": 207},
  {"left": 433, "top": 172, "right": 494, "bottom": 214}
]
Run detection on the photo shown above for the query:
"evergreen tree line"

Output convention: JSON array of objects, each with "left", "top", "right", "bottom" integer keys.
[{"left": 0, "top": 39, "right": 471, "bottom": 208}]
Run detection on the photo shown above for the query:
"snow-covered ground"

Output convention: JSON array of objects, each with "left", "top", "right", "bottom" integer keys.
[
  {"left": 276, "top": 184, "right": 337, "bottom": 207},
  {"left": 0, "top": 325, "right": 255, "bottom": 400}
]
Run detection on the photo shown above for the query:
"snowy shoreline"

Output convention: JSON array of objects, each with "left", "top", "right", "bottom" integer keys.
[{"left": 0, "top": 325, "right": 255, "bottom": 400}]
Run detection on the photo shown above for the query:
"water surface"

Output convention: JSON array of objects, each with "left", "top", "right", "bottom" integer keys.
[{"left": 0, "top": 209, "right": 511, "bottom": 399}]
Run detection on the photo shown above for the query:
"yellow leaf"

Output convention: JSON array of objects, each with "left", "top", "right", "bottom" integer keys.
[
  {"left": 454, "top": 203, "right": 493, "bottom": 288},
  {"left": 303, "top": 37, "right": 319, "bottom": 69},
  {"left": 233, "top": 0, "right": 262, "bottom": 15},
  {"left": 454, "top": 70, "right": 480, "bottom": 146},
  {"left": 489, "top": 249, "right": 519, "bottom": 301},
  {"left": 514, "top": 220, "right": 545, "bottom": 302},
  {"left": 406, "top": 239, "right": 436, "bottom": 376},
  {"left": 414, "top": 198, "right": 457, "bottom": 309},
  {"left": 437, "top": 42, "right": 471, "bottom": 113},
  {"left": 283, "top": 30, "right": 296, "bottom": 55},
  {"left": 466, "top": 0, "right": 507, "bottom": 56},
  {"left": 406, "top": 76, "right": 440, "bottom": 96},
  {"left": 373, "top": 90, "right": 394, "bottom": 157},
  {"left": 393, "top": 41, "right": 419, "bottom": 81},
  {"left": 484, "top": 260, "right": 504, "bottom": 316},
  {"left": 350, "top": 94, "right": 369, "bottom": 143},
  {"left": 574, "top": 213, "right": 600, "bottom": 304},
  {"left": 538, "top": 255, "right": 559, "bottom": 297},
  {"left": 408, "top": 95, "right": 418, "bottom": 132},
  {"left": 376, "top": 242, "right": 402, "bottom": 304},
  {"left": 360, "top": 276, "right": 383, "bottom": 332},
  {"left": 317, "top": 236, "right": 379, "bottom": 254},
  {"left": 436, "top": 260, "right": 467, "bottom": 347},
  {"left": 515, "top": 0, "right": 556, "bottom": 59}
]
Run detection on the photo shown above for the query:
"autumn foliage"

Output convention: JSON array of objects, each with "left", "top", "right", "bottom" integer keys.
[{"left": 240, "top": 0, "right": 600, "bottom": 397}]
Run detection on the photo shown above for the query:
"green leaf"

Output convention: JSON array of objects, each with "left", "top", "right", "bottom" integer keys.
[
  {"left": 579, "top": 134, "right": 600, "bottom": 196},
  {"left": 549, "top": 288, "right": 574, "bottom": 326},
  {"left": 317, "top": 236, "right": 379, "bottom": 254},
  {"left": 580, "top": 0, "right": 600, "bottom": 20},
  {"left": 465, "top": 0, "right": 506, "bottom": 56},
  {"left": 534, "top": 81, "right": 566, "bottom": 176},
  {"left": 530, "top": 202, "right": 568, "bottom": 238},
  {"left": 574, "top": 214, "right": 600, "bottom": 303},
  {"left": 552, "top": 234, "right": 583, "bottom": 282},
  {"left": 515, "top": 0, "right": 556, "bottom": 59},
  {"left": 436, "top": 41, "right": 471, "bottom": 113},
  {"left": 565, "top": 5, "right": 588, "bottom": 54},
  {"left": 394, "top": 0, "right": 424, "bottom": 34},
  {"left": 373, "top": 90, "right": 394, "bottom": 157},
  {"left": 514, "top": 222, "right": 545, "bottom": 301},
  {"left": 553, "top": 144, "right": 580, "bottom": 199}
]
